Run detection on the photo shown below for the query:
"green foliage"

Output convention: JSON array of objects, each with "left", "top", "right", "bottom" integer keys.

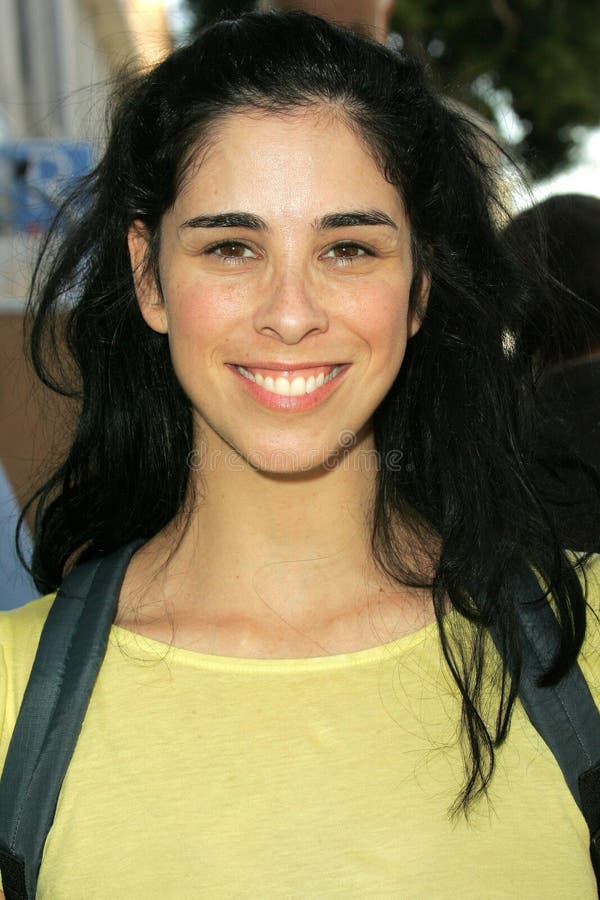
[
  {"left": 182, "top": 0, "right": 600, "bottom": 179},
  {"left": 390, "top": 0, "right": 600, "bottom": 179}
]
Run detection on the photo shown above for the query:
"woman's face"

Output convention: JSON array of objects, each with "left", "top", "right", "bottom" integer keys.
[{"left": 130, "top": 107, "right": 428, "bottom": 473}]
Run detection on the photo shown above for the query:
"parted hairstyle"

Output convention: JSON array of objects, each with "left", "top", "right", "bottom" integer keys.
[{"left": 20, "top": 10, "right": 593, "bottom": 813}]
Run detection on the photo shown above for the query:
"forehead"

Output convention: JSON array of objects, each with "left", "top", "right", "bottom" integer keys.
[{"left": 173, "top": 107, "right": 407, "bottom": 224}]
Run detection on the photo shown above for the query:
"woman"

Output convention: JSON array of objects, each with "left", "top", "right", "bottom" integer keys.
[{"left": 1, "top": 11, "right": 598, "bottom": 898}]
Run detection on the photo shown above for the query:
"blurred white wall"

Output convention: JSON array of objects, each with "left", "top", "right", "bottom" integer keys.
[{"left": 0, "top": 0, "right": 137, "bottom": 142}]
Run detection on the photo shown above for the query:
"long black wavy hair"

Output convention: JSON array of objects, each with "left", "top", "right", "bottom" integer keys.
[{"left": 20, "top": 10, "right": 593, "bottom": 813}]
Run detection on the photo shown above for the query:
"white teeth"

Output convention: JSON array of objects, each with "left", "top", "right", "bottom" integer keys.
[
  {"left": 237, "top": 365, "right": 255, "bottom": 382},
  {"left": 275, "top": 376, "right": 291, "bottom": 396},
  {"left": 236, "top": 365, "right": 343, "bottom": 397},
  {"left": 290, "top": 376, "right": 306, "bottom": 397}
]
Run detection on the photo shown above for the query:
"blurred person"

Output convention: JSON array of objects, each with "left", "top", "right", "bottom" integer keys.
[
  {"left": 0, "top": 12, "right": 599, "bottom": 898},
  {"left": 0, "top": 461, "right": 35, "bottom": 610},
  {"left": 504, "top": 193, "right": 600, "bottom": 551}
]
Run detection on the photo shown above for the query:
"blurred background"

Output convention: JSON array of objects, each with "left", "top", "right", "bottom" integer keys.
[{"left": 1, "top": 0, "right": 599, "bottom": 606}]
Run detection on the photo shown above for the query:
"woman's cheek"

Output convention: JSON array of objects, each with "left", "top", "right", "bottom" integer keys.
[{"left": 347, "top": 283, "right": 412, "bottom": 348}]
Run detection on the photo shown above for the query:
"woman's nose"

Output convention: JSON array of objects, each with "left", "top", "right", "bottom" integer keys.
[{"left": 252, "top": 269, "right": 329, "bottom": 344}]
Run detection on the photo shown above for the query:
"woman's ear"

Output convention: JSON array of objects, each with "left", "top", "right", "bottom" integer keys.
[
  {"left": 408, "top": 270, "right": 431, "bottom": 339},
  {"left": 128, "top": 221, "right": 168, "bottom": 335}
]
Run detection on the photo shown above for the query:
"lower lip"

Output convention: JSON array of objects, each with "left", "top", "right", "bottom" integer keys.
[{"left": 228, "top": 365, "right": 350, "bottom": 411}]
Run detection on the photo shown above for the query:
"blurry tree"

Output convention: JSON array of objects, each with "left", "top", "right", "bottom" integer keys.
[{"left": 183, "top": 0, "right": 600, "bottom": 180}]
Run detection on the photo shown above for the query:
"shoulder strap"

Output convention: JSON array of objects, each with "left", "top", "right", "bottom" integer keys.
[
  {"left": 0, "top": 540, "right": 143, "bottom": 900},
  {"left": 479, "top": 562, "right": 600, "bottom": 884}
]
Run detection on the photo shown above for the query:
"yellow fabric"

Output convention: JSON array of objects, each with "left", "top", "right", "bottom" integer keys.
[{"left": 1, "top": 558, "right": 600, "bottom": 899}]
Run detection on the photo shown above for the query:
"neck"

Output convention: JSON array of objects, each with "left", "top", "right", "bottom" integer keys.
[
  {"left": 119, "top": 431, "right": 440, "bottom": 655},
  {"left": 169, "top": 430, "right": 376, "bottom": 609},
  {"left": 136, "top": 430, "right": 391, "bottom": 622}
]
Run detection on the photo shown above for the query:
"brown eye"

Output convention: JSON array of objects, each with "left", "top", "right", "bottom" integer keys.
[
  {"left": 334, "top": 244, "right": 361, "bottom": 258},
  {"left": 215, "top": 242, "right": 249, "bottom": 258},
  {"left": 323, "top": 243, "right": 370, "bottom": 263}
]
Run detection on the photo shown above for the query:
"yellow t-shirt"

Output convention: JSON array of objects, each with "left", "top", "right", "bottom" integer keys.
[{"left": 1, "top": 558, "right": 600, "bottom": 899}]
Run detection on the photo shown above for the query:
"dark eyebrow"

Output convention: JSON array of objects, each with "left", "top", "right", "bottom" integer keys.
[
  {"left": 315, "top": 210, "right": 398, "bottom": 230},
  {"left": 179, "top": 212, "right": 268, "bottom": 230},
  {"left": 179, "top": 209, "right": 398, "bottom": 231}
]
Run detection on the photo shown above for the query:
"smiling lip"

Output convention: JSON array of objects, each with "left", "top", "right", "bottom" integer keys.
[{"left": 228, "top": 362, "right": 349, "bottom": 410}]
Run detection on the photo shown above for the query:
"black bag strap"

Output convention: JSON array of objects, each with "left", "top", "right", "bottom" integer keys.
[
  {"left": 477, "top": 561, "right": 600, "bottom": 887},
  {"left": 0, "top": 540, "right": 143, "bottom": 900}
]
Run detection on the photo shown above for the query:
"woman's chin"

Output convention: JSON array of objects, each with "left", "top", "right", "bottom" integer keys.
[{"left": 244, "top": 445, "right": 343, "bottom": 476}]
